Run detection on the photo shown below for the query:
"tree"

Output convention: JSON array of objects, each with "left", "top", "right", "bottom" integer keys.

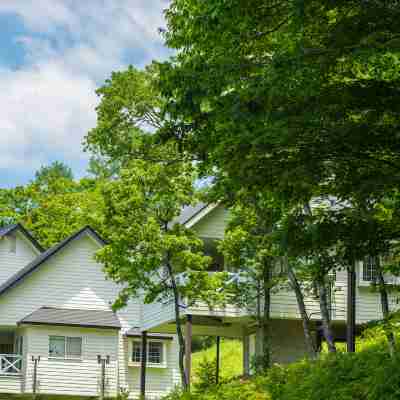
[
  {"left": 85, "top": 65, "right": 226, "bottom": 390},
  {"left": 220, "top": 194, "right": 277, "bottom": 371},
  {"left": 159, "top": 0, "right": 400, "bottom": 204},
  {"left": 96, "top": 152, "right": 225, "bottom": 390},
  {"left": 0, "top": 163, "right": 106, "bottom": 248}
]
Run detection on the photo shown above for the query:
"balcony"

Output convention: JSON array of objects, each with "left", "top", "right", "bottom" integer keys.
[{"left": 0, "top": 354, "right": 22, "bottom": 375}]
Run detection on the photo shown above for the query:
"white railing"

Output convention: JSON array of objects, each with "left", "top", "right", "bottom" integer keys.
[{"left": 0, "top": 354, "right": 22, "bottom": 375}]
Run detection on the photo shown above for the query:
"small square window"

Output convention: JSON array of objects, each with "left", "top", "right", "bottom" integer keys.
[
  {"left": 49, "top": 336, "right": 82, "bottom": 359},
  {"left": 148, "top": 342, "right": 163, "bottom": 364},
  {"left": 67, "top": 337, "right": 82, "bottom": 359},
  {"left": 49, "top": 336, "right": 65, "bottom": 358},
  {"left": 131, "top": 341, "right": 164, "bottom": 365}
]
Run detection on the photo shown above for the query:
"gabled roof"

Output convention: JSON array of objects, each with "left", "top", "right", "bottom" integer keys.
[
  {"left": 0, "top": 223, "right": 44, "bottom": 253},
  {"left": 19, "top": 307, "right": 121, "bottom": 330},
  {"left": 0, "top": 226, "right": 106, "bottom": 297},
  {"left": 173, "top": 202, "right": 219, "bottom": 228}
]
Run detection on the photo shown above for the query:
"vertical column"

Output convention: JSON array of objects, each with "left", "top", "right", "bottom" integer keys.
[
  {"left": 242, "top": 335, "right": 250, "bottom": 376},
  {"left": 140, "top": 331, "right": 147, "bottom": 398},
  {"left": 185, "top": 315, "right": 192, "bottom": 389},
  {"left": 216, "top": 336, "right": 220, "bottom": 384},
  {"left": 347, "top": 262, "right": 356, "bottom": 352}
]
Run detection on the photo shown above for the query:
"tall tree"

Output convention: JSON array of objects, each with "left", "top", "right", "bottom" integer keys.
[
  {"left": 85, "top": 65, "right": 226, "bottom": 390},
  {"left": 0, "top": 163, "right": 105, "bottom": 247}
]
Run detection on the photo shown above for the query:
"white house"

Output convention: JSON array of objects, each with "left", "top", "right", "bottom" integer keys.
[{"left": 0, "top": 205, "right": 395, "bottom": 398}]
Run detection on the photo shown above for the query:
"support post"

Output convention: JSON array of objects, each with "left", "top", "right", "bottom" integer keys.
[
  {"left": 242, "top": 335, "right": 250, "bottom": 376},
  {"left": 140, "top": 331, "right": 147, "bottom": 399},
  {"left": 347, "top": 262, "right": 356, "bottom": 352},
  {"left": 185, "top": 315, "right": 192, "bottom": 389},
  {"left": 97, "top": 355, "right": 110, "bottom": 400},
  {"left": 32, "top": 356, "right": 40, "bottom": 398},
  {"left": 216, "top": 336, "right": 220, "bottom": 384}
]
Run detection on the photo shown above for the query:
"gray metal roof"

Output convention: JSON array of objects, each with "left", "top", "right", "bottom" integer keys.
[
  {"left": 0, "top": 226, "right": 106, "bottom": 297},
  {"left": 19, "top": 307, "right": 121, "bottom": 330},
  {"left": 0, "top": 223, "right": 44, "bottom": 252},
  {"left": 171, "top": 202, "right": 208, "bottom": 227},
  {"left": 126, "top": 327, "right": 173, "bottom": 340},
  {"left": 0, "top": 224, "right": 18, "bottom": 237}
]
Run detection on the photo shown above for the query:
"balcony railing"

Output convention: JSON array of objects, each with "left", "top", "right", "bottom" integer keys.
[{"left": 0, "top": 354, "right": 22, "bottom": 375}]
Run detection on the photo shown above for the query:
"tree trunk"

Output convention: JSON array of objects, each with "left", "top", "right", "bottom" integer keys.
[
  {"left": 166, "top": 262, "right": 188, "bottom": 389},
  {"left": 287, "top": 263, "right": 317, "bottom": 358},
  {"left": 317, "top": 278, "right": 336, "bottom": 353},
  {"left": 261, "top": 264, "right": 271, "bottom": 370},
  {"left": 376, "top": 258, "right": 396, "bottom": 356}
]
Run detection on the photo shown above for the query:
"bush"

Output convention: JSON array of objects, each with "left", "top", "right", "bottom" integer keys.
[{"left": 165, "top": 324, "right": 400, "bottom": 400}]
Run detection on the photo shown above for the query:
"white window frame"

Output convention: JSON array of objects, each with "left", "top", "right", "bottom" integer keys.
[
  {"left": 48, "top": 336, "right": 83, "bottom": 360},
  {"left": 128, "top": 339, "right": 167, "bottom": 368}
]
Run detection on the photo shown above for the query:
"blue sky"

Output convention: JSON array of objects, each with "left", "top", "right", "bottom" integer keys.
[{"left": 0, "top": 1, "right": 170, "bottom": 188}]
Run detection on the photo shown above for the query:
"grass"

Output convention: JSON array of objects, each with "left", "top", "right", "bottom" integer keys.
[{"left": 192, "top": 338, "right": 243, "bottom": 382}]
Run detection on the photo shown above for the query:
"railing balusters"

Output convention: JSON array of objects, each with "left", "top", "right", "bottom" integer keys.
[{"left": 0, "top": 354, "right": 22, "bottom": 375}]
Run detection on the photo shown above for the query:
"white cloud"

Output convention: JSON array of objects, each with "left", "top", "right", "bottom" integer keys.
[{"left": 0, "top": 0, "right": 169, "bottom": 183}]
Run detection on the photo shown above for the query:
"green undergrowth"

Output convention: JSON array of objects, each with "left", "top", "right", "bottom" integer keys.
[
  {"left": 165, "top": 324, "right": 400, "bottom": 400},
  {"left": 192, "top": 338, "right": 243, "bottom": 384}
]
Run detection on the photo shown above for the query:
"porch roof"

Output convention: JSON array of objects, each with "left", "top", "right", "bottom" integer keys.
[
  {"left": 18, "top": 306, "right": 121, "bottom": 330},
  {"left": 126, "top": 327, "right": 174, "bottom": 340}
]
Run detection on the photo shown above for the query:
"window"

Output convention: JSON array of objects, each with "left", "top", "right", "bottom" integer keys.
[
  {"left": 148, "top": 342, "right": 163, "bottom": 364},
  {"left": 49, "top": 336, "right": 82, "bottom": 359},
  {"left": 132, "top": 342, "right": 142, "bottom": 363},
  {"left": 363, "top": 256, "right": 378, "bottom": 282},
  {"left": 131, "top": 341, "right": 164, "bottom": 365}
]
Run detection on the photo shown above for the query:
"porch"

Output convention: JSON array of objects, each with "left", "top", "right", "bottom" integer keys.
[{"left": 0, "top": 329, "right": 24, "bottom": 394}]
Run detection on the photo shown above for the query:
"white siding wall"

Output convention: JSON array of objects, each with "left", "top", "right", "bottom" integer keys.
[
  {"left": 248, "top": 320, "right": 311, "bottom": 365},
  {"left": 0, "top": 232, "right": 39, "bottom": 285},
  {"left": 0, "top": 235, "right": 140, "bottom": 328},
  {"left": 0, "top": 376, "right": 23, "bottom": 394},
  {"left": 0, "top": 233, "right": 181, "bottom": 398},
  {"left": 123, "top": 337, "right": 181, "bottom": 399},
  {"left": 24, "top": 325, "right": 118, "bottom": 397},
  {"left": 192, "top": 206, "right": 229, "bottom": 239}
]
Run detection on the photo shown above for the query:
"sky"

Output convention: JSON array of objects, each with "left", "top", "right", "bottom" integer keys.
[{"left": 0, "top": 1, "right": 171, "bottom": 188}]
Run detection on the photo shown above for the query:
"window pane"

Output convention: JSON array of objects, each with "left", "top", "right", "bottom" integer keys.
[
  {"left": 67, "top": 337, "right": 82, "bottom": 358},
  {"left": 148, "top": 342, "right": 163, "bottom": 364},
  {"left": 363, "top": 256, "right": 377, "bottom": 281},
  {"left": 132, "top": 342, "right": 142, "bottom": 363},
  {"left": 49, "top": 336, "right": 65, "bottom": 357}
]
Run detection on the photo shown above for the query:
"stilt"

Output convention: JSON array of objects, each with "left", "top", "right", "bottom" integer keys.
[
  {"left": 216, "top": 336, "right": 220, "bottom": 384},
  {"left": 347, "top": 262, "right": 356, "bottom": 352},
  {"left": 242, "top": 335, "right": 250, "bottom": 375},
  {"left": 185, "top": 315, "right": 192, "bottom": 389},
  {"left": 140, "top": 331, "right": 147, "bottom": 398}
]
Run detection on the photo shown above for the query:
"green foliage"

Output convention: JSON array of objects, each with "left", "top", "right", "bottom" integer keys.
[
  {"left": 192, "top": 339, "right": 243, "bottom": 384},
  {"left": 193, "top": 358, "right": 218, "bottom": 392},
  {"left": 0, "top": 162, "right": 106, "bottom": 248},
  {"left": 168, "top": 325, "right": 400, "bottom": 400},
  {"left": 162, "top": 379, "right": 269, "bottom": 400}
]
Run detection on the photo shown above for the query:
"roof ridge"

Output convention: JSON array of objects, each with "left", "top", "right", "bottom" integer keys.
[{"left": 0, "top": 225, "right": 106, "bottom": 297}]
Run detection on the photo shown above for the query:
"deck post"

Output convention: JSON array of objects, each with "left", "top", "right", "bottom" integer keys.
[
  {"left": 216, "top": 336, "right": 220, "bottom": 384},
  {"left": 185, "top": 314, "right": 192, "bottom": 389},
  {"left": 347, "top": 262, "right": 356, "bottom": 352},
  {"left": 140, "top": 331, "right": 148, "bottom": 398},
  {"left": 242, "top": 335, "right": 250, "bottom": 375},
  {"left": 32, "top": 356, "right": 40, "bottom": 399}
]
